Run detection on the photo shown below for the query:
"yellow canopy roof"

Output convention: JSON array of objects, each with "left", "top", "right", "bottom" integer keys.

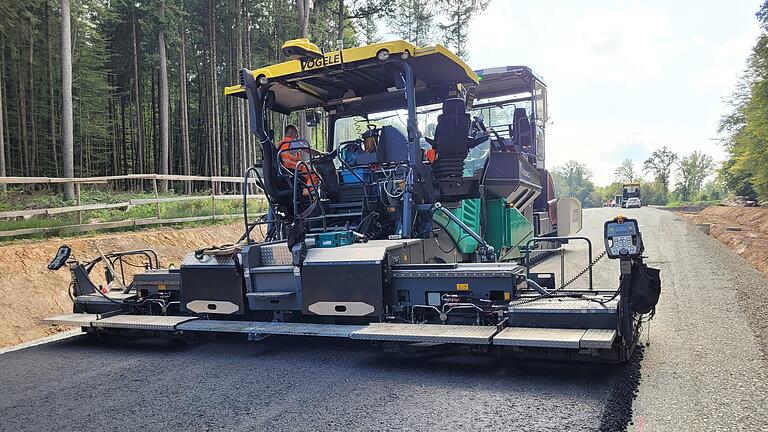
[{"left": 225, "top": 40, "right": 478, "bottom": 113}]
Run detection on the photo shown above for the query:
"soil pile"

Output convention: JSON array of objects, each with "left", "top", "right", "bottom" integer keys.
[
  {"left": 0, "top": 222, "right": 247, "bottom": 348},
  {"left": 680, "top": 206, "right": 768, "bottom": 274}
]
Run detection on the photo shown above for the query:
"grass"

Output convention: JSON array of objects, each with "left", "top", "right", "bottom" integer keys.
[
  {"left": 665, "top": 200, "right": 720, "bottom": 208},
  {"left": 0, "top": 186, "right": 266, "bottom": 241}
]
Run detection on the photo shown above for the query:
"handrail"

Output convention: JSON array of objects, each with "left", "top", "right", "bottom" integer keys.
[{"left": 524, "top": 236, "right": 594, "bottom": 290}]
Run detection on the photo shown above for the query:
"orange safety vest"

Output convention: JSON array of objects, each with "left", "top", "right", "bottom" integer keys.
[
  {"left": 277, "top": 137, "right": 302, "bottom": 170},
  {"left": 425, "top": 147, "right": 437, "bottom": 163},
  {"left": 277, "top": 137, "right": 319, "bottom": 190}
]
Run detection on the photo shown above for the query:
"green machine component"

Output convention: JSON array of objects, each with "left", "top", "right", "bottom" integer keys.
[
  {"left": 432, "top": 199, "right": 532, "bottom": 259},
  {"left": 316, "top": 231, "right": 354, "bottom": 248},
  {"left": 484, "top": 199, "right": 533, "bottom": 260},
  {"left": 432, "top": 199, "right": 481, "bottom": 254}
]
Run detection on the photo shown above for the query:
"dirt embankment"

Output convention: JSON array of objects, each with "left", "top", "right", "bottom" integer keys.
[
  {"left": 0, "top": 223, "right": 247, "bottom": 348},
  {"left": 680, "top": 206, "right": 768, "bottom": 275}
]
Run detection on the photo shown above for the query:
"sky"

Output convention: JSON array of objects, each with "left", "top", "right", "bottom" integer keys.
[{"left": 438, "top": 0, "right": 761, "bottom": 185}]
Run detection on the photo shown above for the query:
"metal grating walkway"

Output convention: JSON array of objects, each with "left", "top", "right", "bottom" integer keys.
[
  {"left": 350, "top": 323, "right": 498, "bottom": 345},
  {"left": 44, "top": 314, "right": 616, "bottom": 349}
]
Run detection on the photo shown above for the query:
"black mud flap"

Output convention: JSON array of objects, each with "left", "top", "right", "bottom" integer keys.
[{"left": 629, "top": 262, "right": 661, "bottom": 314}]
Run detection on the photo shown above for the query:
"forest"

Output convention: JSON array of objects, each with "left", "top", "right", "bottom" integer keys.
[
  {"left": 718, "top": 1, "right": 768, "bottom": 203},
  {"left": 0, "top": 0, "right": 487, "bottom": 199}
]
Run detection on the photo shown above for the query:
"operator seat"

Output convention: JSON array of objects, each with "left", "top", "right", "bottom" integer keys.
[
  {"left": 260, "top": 140, "right": 294, "bottom": 206},
  {"left": 513, "top": 108, "right": 532, "bottom": 150},
  {"left": 376, "top": 125, "right": 409, "bottom": 163},
  {"left": 432, "top": 98, "right": 471, "bottom": 179}
]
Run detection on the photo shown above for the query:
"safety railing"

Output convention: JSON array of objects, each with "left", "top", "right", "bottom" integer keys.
[{"left": 0, "top": 174, "right": 266, "bottom": 239}]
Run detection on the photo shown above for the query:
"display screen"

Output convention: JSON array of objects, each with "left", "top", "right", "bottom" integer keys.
[{"left": 607, "top": 222, "right": 636, "bottom": 236}]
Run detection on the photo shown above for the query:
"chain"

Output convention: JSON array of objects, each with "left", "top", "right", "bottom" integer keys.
[
  {"left": 510, "top": 248, "right": 608, "bottom": 307},
  {"left": 559, "top": 249, "right": 607, "bottom": 289}
]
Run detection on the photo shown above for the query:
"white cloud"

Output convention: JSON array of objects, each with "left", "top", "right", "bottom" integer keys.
[
  {"left": 469, "top": 5, "right": 682, "bottom": 84},
  {"left": 690, "top": 28, "right": 758, "bottom": 95},
  {"left": 546, "top": 119, "right": 726, "bottom": 185}
]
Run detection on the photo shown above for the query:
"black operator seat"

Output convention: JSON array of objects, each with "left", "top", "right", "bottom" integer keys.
[
  {"left": 260, "top": 139, "right": 294, "bottom": 206},
  {"left": 432, "top": 98, "right": 471, "bottom": 179},
  {"left": 513, "top": 107, "right": 532, "bottom": 150},
  {"left": 376, "top": 125, "right": 409, "bottom": 163}
]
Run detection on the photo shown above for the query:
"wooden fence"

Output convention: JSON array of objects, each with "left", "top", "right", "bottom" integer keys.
[{"left": 0, "top": 174, "right": 266, "bottom": 239}]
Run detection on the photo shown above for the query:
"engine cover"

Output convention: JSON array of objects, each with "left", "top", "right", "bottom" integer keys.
[{"left": 180, "top": 253, "right": 246, "bottom": 315}]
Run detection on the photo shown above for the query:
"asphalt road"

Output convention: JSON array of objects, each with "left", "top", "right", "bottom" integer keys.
[
  {"left": 541, "top": 207, "right": 768, "bottom": 431},
  {"left": 1, "top": 207, "right": 766, "bottom": 431}
]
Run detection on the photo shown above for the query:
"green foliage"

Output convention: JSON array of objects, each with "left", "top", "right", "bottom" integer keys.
[
  {"left": 613, "top": 158, "right": 639, "bottom": 183},
  {"left": 0, "top": 186, "right": 265, "bottom": 236},
  {"left": 718, "top": 1, "right": 768, "bottom": 201},
  {"left": 437, "top": 0, "right": 488, "bottom": 59},
  {"left": 550, "top": 160, "right": 602, "bottom": 208},
  {"left": 696, "top": 178, "right": 726, "bottom": 202},
  {"left": 643, "top": 146, "right": 678, "bottom": 196},
  {"left": 675, "top": 151, "right": 714, "bottom": 202},
  {"left": 390, "top": 0, "right": 436, "bottom": 45}
]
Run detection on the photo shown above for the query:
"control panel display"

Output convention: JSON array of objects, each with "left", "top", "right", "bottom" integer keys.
[{"left": 604, "top": 217, "right": 642, "bottom": 259}]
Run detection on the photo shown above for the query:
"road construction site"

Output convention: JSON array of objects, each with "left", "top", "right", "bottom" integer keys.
[{"left": 1, "top": 207, "right": 766, "bottom": 431}]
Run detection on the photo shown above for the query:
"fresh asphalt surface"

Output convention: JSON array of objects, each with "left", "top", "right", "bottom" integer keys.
[{"left": 1, "top": 207, "right": 767, "bottom": 431}]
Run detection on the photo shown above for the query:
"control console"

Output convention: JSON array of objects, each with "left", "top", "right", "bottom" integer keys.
[{"left": 604, "top": 216, "right": 642, "bottom": 259}]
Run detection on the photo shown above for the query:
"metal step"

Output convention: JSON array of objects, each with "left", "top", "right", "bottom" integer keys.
[
  {"left": 43, "top": 314, "right": 615, "bottom": 349},
  {"left": 43, "top": 313, "right": 101, "bottom": 327},
  {"left": 508, "top": 297, "right": 618, "bottom": 314},
  {"left": 350, "top": 323, "right": 498, "bottom": 345},
  {"left": 42, "top": 313, "right": 197, "bottom": 331},
  {"left": 177, "top": 320, "right": 364, "bottom": 338},
  {"left": 92, "top": 315, "right": 197, "bottom": 331},
  {"left": 492, "top": 327, "right": 616, "bottom": 349}
]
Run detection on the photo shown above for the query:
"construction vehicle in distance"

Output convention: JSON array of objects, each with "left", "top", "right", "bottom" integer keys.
[
  {"left": 44, "top": 39, "right": 659, "bottom": 363},
  {"left": 620, "top": 183, "right": 641, "bottom": 207}
]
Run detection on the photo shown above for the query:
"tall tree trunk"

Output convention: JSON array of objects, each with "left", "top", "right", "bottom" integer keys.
[
  {"left": 158, "top": 0, "right": 170, "bottom": 191},
  {"left": 337, "top": 0, "right": 345, "bottom": 47},
  {"left": 29, "top": 23, "right": 38, "bottom": 176},
  {"left": 18, "top": 46, "right": 29, "bottom": 176},
  {"left": 209, "top": 0, "right": 221, "bottom": 190},
  {"left": 1, "top": 41, "right": 8, "bottom": 182},
  {"left": 296, "top": 0, "right": 311, "bottom": 39},
  {"left": 179, "top": 27, "right": 191, "bottom": 193},
  {"left": 244, "top": 7, "right": 254, "bottom": 167},
  {"left": 61, "top": 0, "right": 75, "bottom": 199},
  {"left": 46, "top": 0, "right": 59, "bottom": 177},
  {"left": 121, "top": 96, "right": 128, "bottom": 176},
  {"left": 110, "top": 92, "right": 118, "bottom": 176},
  {"left": 236, "top": 0, "right": 247, "bottom": 176},
  {"left": 132, "top": 9, "right": 145, "bottom": 175},
  {"left": 0, "top": 37, "right": 6, "bottom": 191},
  {"left": 151, "top": 71, "right": 157, "bottom": 173},
  {"left": 295, "top": 0, "right": 312, "bottom": 142}
]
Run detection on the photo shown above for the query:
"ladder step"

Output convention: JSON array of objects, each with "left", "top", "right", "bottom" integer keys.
[
  {"left": 492, "top": 327, "right": 616, "bottom": 349},
  {"left": 350, "top": 323, "right": 497, "bottom": 345},
  {"left": 93, "top": 315, "right": 197, "bottom": 331},
  {"left": 176, "top": 320, "right": 364, "bottom": 338},
  {"left": 43, "top": 313, "right": 197, "bottom": 331}
]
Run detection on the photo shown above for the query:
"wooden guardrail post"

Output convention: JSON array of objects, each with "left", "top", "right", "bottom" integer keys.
[
  {"left": 211, "top": 181, "right": 217, "bottom": 221},
  {"left": 75, "top": 183, "right": 82, "bottom": 224},
  {"left": 152, "top": 178, "right": 161, "bottom": 219}
]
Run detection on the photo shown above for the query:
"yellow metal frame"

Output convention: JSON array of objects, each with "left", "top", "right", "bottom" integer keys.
[{"left": 224, "top": 40, "right": 478, "bottom": 97}]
